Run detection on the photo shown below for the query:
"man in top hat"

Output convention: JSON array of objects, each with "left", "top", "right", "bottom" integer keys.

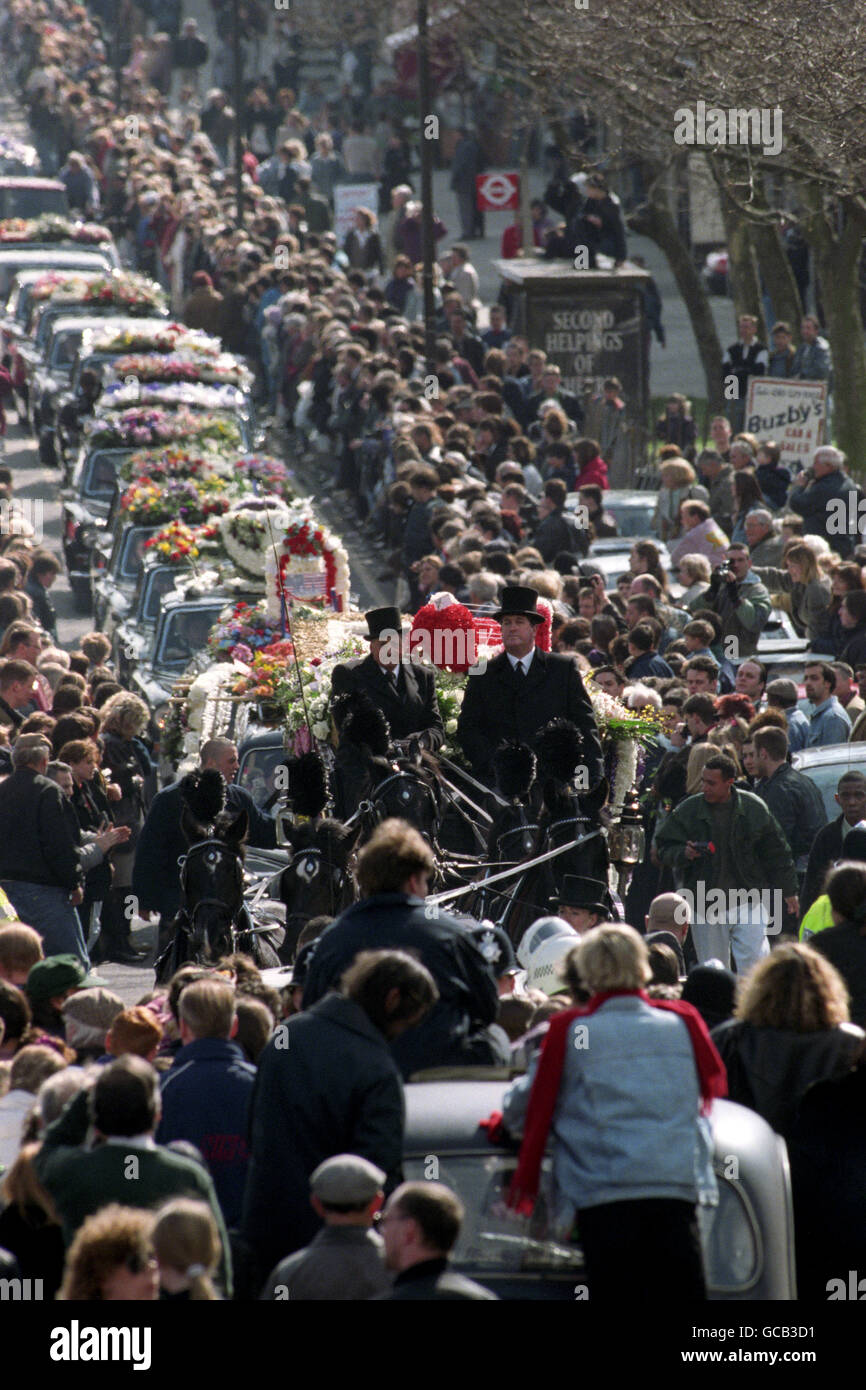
[
  {"left": 555, "top": 876, "right": 612, "bottom": 935},
  {"left": 456, "top": 586, "right": 604, "bottom": 785},
  {"left": 331, "top": 607, "right": 445, "bottom": 752}
]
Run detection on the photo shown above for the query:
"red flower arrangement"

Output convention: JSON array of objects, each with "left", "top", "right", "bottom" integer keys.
[
  {"left": 409, "top": 602, "right": 481, "bottom": 673},
  {"left": 276, "top": 521, "right": 335, "bottom": 605}
]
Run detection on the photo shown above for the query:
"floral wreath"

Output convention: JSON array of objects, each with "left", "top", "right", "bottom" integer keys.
[
  {"left": 268, "top": 508, "right": 350, "bottom": 615},
  {"left": 220, "top": 497, "right": 291, "bottom": 578}
]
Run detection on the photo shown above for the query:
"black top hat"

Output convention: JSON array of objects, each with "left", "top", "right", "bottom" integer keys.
[
  {"left": 363, "top": 606, "right": 403, "bottom": 640},
  {"left": 494, "top": 585, "right": 544, "bottom": 625},
  {"left": 556, "top": 875, "right": 610, "bottom": 916}
]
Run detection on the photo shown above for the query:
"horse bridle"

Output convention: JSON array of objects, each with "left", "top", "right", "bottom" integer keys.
[
  {"left": 177, "top": 839, "right": 244, "bottom": 943},
  {"left": 287, "top": 843, "right": 347, "bottom": 916}
]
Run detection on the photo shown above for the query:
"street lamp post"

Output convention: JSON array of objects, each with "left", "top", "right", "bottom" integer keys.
[
  {"left": 417, "top": 0, "right": 437, "bottom": 376},
  {"left": 232, "top": 0, "right": 245, "bottom": 229}
]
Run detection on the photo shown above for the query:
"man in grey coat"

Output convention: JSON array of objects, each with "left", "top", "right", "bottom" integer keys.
[{"left": 260, "top": 1156, "right": 391, "bottom": 1300}]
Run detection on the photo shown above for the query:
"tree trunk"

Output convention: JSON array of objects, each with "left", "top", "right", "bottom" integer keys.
[
  {"left": 749, "top": 179, "right": 804, "bottom": 332},
  {"left": 628, "top": 157, "right": 726, "bottom": 416},
  {"left": 713, "top": 171, "right": 765, "bottom": 334},
  {"left": 800, "top": 189, "right": 866, "bottom": 472}
]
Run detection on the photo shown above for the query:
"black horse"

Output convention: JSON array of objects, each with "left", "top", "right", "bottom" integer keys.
[
  {"left": 444, "top": 720, "right": 609, "bottom": 943},
  {"left": 277, "top": 749, "right": 361, "bottom": 963},
  {"left": 155, "top": 770, "right": 281, "bottom": 982},
  {"left": 331, "top": 693, "right": 443, "bottom": 850}
]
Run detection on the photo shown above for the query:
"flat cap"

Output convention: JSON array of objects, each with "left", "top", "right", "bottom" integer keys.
[{"left": 310, "top": 1154, "right": 386, "bottom": 1206}]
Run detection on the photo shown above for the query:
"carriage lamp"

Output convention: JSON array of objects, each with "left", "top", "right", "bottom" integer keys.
[{"left": 608, "top": 787, "right": 646, "bottom": 894}]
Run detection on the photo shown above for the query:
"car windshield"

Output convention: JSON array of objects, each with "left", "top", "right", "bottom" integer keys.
[
  {"left": 83, "top": 450, "right": 124, "bottom": 500},
  {"left": 606, "top": 500, "right": 657, "bottom": 536},
  {"left": 155, "top": 606, "right": 222, "bottom": 669},
  {"left": 115, "top": 527, "right": 160, "bottom": 583},
  {"left": 70, "top": 354, "right": 112, "bottom": 392},
  {"left": 401, "top": 1154, "right": 759, "bottom": 1293},
  {"left": 238, "top": 747, "right": 286, "bottom": 808},
  {"left": 402, "top": 1154, "right": 584, "bottom": 1276},
  {"left": 0, "top": 186, "right": 67, "bottom": 218},
  {"left": 49, "top": 329, "right": 84, "bottom": 369},
  {"left": 142, "top": 566, "right": 183, "bottom": 622}
]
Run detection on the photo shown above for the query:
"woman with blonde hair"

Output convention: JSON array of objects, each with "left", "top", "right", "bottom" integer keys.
[
  {"left": 752, "top": 541, "right": 832, "bottom": 643},
  {"left": 685, "top": 740, "right": 741, "bottom": 795},
  {"left": 58, "top": 1205, "right": 158, "bottom": 1301},
  {"left": 711, "top": 943, "right": 865, "bottom": 1137},
  {"left": 676, "top": 553, "right": 712, "bottom": 611},
  {"left": 501, "top": 923, "right": 725, "bottom": 1301},
  {"left": 152, "top": 1197, "right": 222, "bottom": 1301},
  {"left": 654, "top": 458, "right": 708, "bottom": 542}
]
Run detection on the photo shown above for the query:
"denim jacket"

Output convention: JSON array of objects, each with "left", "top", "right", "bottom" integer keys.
[{"left": 503, "top": 997, "right": 717, "bottom": 1227}]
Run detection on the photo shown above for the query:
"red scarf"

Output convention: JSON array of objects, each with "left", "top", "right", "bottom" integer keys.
[{"left": 507, "top": 990, "right": 727, "bottom": 1215}]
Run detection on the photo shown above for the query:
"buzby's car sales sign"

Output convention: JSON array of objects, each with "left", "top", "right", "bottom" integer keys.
[{"left": 745, "top": 378, "right": 827, "bottom": 468}]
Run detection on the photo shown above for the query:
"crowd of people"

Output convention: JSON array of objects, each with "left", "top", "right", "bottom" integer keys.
[{"left": 1, "top": 0, "right": 866, "bottom": 1313}]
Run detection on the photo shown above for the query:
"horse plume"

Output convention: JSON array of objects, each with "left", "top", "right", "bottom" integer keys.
[
  {"left": 180, "top": 768, "right": 226, "bottom": 826},
  {"left": 342, "top": 701, "right": 391, "bottom": 758},
  {"left": 285, "top": 750, "right": 329, "bottom": 819},
  {"left": 493, "top": 740, "right": 536, "bottom": 801},
  {"left": 535, "top": 719, "right": 584, "bottom": 784},
  {"left": 331, "top": 687, "right": 377, "bottom": 733}
]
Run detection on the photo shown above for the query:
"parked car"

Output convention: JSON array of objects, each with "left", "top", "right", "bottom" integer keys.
[
  {"left": 792, "top": 743, "right": 866, "bottom": 822},
  {"left": 565, "top": 487, "right": 659, "bottom": 539},
  {"left": 401, "top": 1079, "right": 795, "bottom": 1299}
]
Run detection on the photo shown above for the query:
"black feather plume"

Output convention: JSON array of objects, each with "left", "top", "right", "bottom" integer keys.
[
  {"left": 331, "top": 688, "right": 377, "bottom": 732},
  {"left": 493, "top": 739, "right": 536, "bottom": 800},
  {"left": 535, "top": 718, "right": 584, "bottom": 782},
  {"left": 180, "top": 768, "right": 226, "bottom": 824},
  {"left": 285, "top": 751, "right": 329, "bottom": 818},
  {"left": 342, "top": 702, "right": 391, "bottom": 757}
]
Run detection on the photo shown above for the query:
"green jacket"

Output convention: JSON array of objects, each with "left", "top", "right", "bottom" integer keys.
[
  {"left": 655, "top": 785, "right": 798, "bottom": 897},
  {"left": 35, "top": 1089, "right": 232, "bottom": 1295}
]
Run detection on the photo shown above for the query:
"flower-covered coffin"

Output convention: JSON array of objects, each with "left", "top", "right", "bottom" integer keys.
[
  {"left": 265, "top": 505, "right": 350, "bottom": 617},
  {"left": 0, "top": 214, "right": 113, "bottom": 245}
]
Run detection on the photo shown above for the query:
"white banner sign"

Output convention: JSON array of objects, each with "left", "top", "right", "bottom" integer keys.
[
  {"left": 744, "top": 377, "right": 827, "bottom": 469},
  {"left": 333, "top": 183, "right": 381, "bottom": 248}
]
